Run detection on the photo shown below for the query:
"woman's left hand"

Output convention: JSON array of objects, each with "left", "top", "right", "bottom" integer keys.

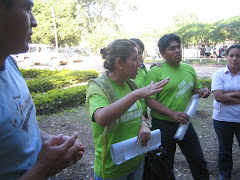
[{"left": 137, "top": 122, "right": 151, "bottom": 147}]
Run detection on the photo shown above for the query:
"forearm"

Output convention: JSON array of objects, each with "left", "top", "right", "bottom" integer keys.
[
  {"left": 214, "top": 90, "right": 240, "bottom": 104},
  {"left": 224, "top": 91, "right": 240, "bottom": 98},
  {"left": 216, "top": 94, "right": 240, "bottom": 104},
  {"left": 17, "top": 163, "right": 47, "bottom": 180},
  {"left": 94, "top": 90, "right": 140, "bottom": 126}
]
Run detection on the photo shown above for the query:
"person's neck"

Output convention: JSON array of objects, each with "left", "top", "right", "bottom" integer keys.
[
  {"left": 165, "top": 60, "right": 180, "bottom": 67},
  {"left": 107, "top": 71, "right": 126, "bottom": 86},
  {"left": 229, "top": 68, "right": 240, "bottom": 75}
]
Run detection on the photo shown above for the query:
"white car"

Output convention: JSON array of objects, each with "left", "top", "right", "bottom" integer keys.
[{"left": 13, "top": 44, "right": 69, "bottom": 66}]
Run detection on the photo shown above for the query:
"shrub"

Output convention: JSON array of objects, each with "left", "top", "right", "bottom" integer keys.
[
  {"left": 26, "top": 70, "right": 98, "bottom": 93},
  {"left": 20, "top": 68, "right": 57, "bottom": 78},
  {"left": 199, "top": 78, "right": 212, "bottom": 91},
  {"left": 32, "top": 85, "right": 87, "bottom": 115}
]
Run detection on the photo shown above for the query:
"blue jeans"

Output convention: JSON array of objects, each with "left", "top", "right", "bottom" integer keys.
[
  {"left": 152, "top": 117, "right": 209, "bottom": 180},
  {"left": 94, "top": 157, "right": 144, "bottom": 180},
  {"left": 213, "top": 120, "right": 240, "bottom": 179}
]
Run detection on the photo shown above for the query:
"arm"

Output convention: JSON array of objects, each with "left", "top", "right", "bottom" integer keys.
[
  {"left": 146, "top": 98, "right": 189, "bottom": 124},
  {"left": 94, "top": 78, "right": 169, "bottom": 126},
  {"left": 137, "top": 115, "right": 151, "bottom": 147},
  {"left": 224, "top": 91, "right": 240, "bottom": 98},
  {"left": 18, "top": 131, "right": 84, "bottom": 180},
  {"left": 213, "top": 90, "right": 240, "bottom": 104}
]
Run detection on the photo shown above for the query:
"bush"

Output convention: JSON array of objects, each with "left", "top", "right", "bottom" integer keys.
[
  {"left": 199, "top": 78, "right": 212, "bottom": 91},
  {"left": 32, "top": 85, "right": 87, "bottom": 115},
  {"left": 20, "top": 68, "right": 57, "bottom": 78},
  {"left": 26, "top": 70, "right": 98, "bottom": 93}
]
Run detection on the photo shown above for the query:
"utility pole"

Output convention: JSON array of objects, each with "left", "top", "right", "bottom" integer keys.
[{"left": 50, "top": 6, "right": 58, "bottom": 51}]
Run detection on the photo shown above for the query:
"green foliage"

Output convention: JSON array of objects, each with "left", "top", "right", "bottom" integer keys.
[
  {"left": 26, "top": 70, "right": 99, "bottom": 93},
  {"left": 32, "top": 85, "right": 87, "bottom": 115},
  {"left": 20, "top": 68, "right": 57, "bottom": 78},
  {"left": 199, "top": 78, "right": 212, "bottom": 90},
  {"left": 32, "top": 0, "right": 135, "bottom": 48},
  {"left": 175, "top": 16, "right": 240, "bottom": 46}
]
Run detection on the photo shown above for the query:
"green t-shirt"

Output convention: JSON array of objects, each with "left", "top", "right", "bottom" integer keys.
[
  {"left": 88, "top": 79, "right": 144, "bottom": 179},
  {"left": 134, "top": 66, "right": 148, "bottom": 115},
  {"left": 135, "top": 66, "right": 148, "bottom": 88},
  {"left": 145, "top": 62, "right": 202, "bottom": 122}
]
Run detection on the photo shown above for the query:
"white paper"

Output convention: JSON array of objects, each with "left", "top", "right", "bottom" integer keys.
[
  {"left": 110, "top": 129, "right": 161, "bottom": 165},
  {"left": 174, "top": 94, "right": 199, "bottom": 141}
]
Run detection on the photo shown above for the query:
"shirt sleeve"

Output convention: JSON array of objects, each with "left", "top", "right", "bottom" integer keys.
[
  {"left": 211, "top": 70, "right": 223, "bottom": 92},
  {"left": 89, "top": 94, "right": 110, "bottom": 122}
]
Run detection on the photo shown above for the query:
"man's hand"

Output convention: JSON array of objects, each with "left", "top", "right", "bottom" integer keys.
[
  {"left": 171, "top": 111, "right": 189, "bottom": 124},
  {"left": 198, "top": 88, "right": 210, "bottom": 98},
  {"left": 35, "top": 132, "right": 84, "bottom": 178}
]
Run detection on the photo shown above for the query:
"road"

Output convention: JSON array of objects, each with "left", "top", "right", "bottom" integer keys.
[{"left": 18, "top": 56, "right": 224, "bottom": 79}]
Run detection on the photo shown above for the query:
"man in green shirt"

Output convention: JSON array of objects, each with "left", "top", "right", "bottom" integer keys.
[{"left": 146, "top": 33, "right": 210, "bottom": 180}]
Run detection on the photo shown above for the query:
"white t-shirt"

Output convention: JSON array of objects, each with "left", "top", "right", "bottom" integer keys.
[{"left": 211, "top": 65, "right": 240, "bottom": 122}]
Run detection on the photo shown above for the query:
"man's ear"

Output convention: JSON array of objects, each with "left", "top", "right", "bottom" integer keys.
[{"left": 160, "top": 52, "right": 166, "bottom": 59}]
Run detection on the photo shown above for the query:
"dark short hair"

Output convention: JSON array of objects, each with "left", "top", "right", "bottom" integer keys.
[
  {"left": 129, "top": 38, "right": 145, "bottom": 52},
  {"left": 158, "top": 33, "right": 181, "bottom": 53},
  {"left": 226, "top": 44, "right": 240, "bottom": 56},
  {"left": 1, "top": 0, "right": 15, "bottom": 8},
  {"left": 100, "top": 39, "right": 136, "bottom": 71}
]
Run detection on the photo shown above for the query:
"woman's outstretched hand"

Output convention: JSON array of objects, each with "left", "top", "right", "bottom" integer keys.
[{"left": 136, "top": 77, "right": 170, "bottom": 98}]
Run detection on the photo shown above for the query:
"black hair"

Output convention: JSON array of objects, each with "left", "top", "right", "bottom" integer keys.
[
  {"left": 226, "top": 44, "right": 240, "bottom": 56},
  {"left": 158, "top": 33, "right": 181, "bottom": 53},
  {"left": 1, "top": 0, "right": 15, "bottom": 8},
  {"left": 100, "top": 39, "right": 136, "bottom": 71},
  {"left": 129, "top": 38, "right": 145, "bottom": 52}
]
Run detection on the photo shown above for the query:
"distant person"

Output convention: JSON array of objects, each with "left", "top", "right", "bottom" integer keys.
[
  {"left": 146, "top": 33, "right": 210, "bottom": 180},
  {"left": 205, "top": 45, "right": 211, "bottom": 58},
  {"left": 86, "top": 39, "right": 169, "bottom": 180},
  {"left": 211, "top": 44, "right": 240, "bottom": 180},
  {"left": 213, "top": 44, "right": 217, "bottom": 58},
  {"left": 200, "top": 44, "right": 206, "bottom": 58},
  {"left": 0, "top": 0, "right": 84, "bottom": 179}
]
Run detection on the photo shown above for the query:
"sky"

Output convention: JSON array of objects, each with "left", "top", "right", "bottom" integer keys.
[{"left": 120, "top": 0, "right": 240, "bottom": 33}]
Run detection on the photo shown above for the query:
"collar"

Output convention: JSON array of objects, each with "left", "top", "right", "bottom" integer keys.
[
  {"left": 223, "top": 65, "right": 230, "bottom": 74},
  {"left": 224, "top": 64, "right": 240, "bottom": 76}
]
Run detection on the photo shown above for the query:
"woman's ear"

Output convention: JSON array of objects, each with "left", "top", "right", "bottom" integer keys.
[{"left": 115, "top": 58, "right": 123, "bottom": 70}]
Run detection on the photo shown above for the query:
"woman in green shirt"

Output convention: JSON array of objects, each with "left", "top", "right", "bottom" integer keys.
[{"left": 86, "top": 39, "right": 169, "bottom": 180}]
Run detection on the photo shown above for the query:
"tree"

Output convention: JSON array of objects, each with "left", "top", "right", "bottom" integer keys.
[
  {"left": 32, "top": 0, "right": 136, "bottom": 49},
  {"left": 211, "top": 16, "right": 240, "bottom": 44}
]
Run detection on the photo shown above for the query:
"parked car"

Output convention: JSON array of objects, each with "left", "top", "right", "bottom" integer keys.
[{"left": 13, "top": 44, "right": 69, "bottom": 66}]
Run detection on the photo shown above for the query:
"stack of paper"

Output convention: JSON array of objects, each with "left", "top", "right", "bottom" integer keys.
[{"left": 110, "top": 129, "right": 161, "bottom": 165}]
